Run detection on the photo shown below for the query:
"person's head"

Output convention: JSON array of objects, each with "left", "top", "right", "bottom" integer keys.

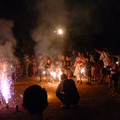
[
  {"left": 78, "top": 52, "right": 81, "bottom": 57},
  {"left": 94, "top": 48, "right": 98, "bottom": 52},
  {"left": 47, "top": 58, "right": 51, "bottom": 63},
  {"left": 86, "top": 56, "right": 90, "bottom": 62},
  {"left": 61, "top": 74, "right": 67, "bottom": 81},
  {"left": 72, "top": 50, "right": 75, "bottom": 55},
  {"left": 82, "top": 53, "right": 84, "bottom": 57},
  {"left": 66, "top": 56, "right": 70, "bottom": 61},
  {"left": 86, "top": 51, "right": 89, "bottom": 55},
  {"left": 38, "top": 54, "right": 42, "bottom": 59},
  {"left": 61, "top": 55, "right": 65, "bottom": 60},
  {"left": 23, "top": 85, "right": 48, "bottom": 115}
]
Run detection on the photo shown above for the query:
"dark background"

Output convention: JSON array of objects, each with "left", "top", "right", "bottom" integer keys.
[{"left": 0, "top": 0, "right": 120, "bottom": 56}]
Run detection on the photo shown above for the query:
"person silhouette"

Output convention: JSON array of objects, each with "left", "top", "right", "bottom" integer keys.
[
  {"left": 23, "top": 85, "right": 48, "bottom": 120},
  {"left": 56, "top": 74, "right": 80, "bottom": 109}
]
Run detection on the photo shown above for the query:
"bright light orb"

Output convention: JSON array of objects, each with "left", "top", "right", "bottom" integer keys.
[{"left": 58, "top": 29, "right": 63, "bottom": 34}]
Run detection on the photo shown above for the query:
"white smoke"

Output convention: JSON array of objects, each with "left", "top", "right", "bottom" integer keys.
[
  {"left": 0, "top": 19, "right": 17, "bottom": 60},
  {"left": 31, "top": 0, "right": 68, "bottom": 60}
]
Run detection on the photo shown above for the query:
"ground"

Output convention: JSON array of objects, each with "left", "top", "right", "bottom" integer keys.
[{"left": 0, "top": 76, "right": 120, "bottom": 120}]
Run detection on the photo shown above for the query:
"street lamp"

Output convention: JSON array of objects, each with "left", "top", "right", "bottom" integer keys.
[{"left": 58, "top": 29, "right": 63, "bottom": 35}]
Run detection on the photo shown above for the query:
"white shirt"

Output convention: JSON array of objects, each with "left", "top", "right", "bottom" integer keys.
[{"left": 99, "top": 51, "right": 111, "bottom": 68}]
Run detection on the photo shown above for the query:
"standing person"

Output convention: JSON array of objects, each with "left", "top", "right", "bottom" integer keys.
[
  {"left": 74, "top": 52, "right": 85, "bottom": 84},
  {"left": 31, "top": 55, "right": 37, "bottom": 77},
  {"left": 59, "top": 55, "right": 66, "bottom": 73},
  {"left": 24, "top": 54, "right": 30, "bottom": 77},
  {"left": 109, "top": 57, "right": 120, "bottom": 94},
  {"left": 37, "top": 54, "right": 46, "bottom": 82},
  {"left": 84, "top": 50, "right": 90, "bottom": 59},
  {"left": 56, "top": 74, "right": 80, "bottom": 109},
  {"left": 84, "top": 50, "right": 95, "bottom": 63},
  {"left": 22, "top": 85, "right": 48, "bottom": 120},
  {"left": 54, "top": 59, "right": 61, "bottom": 81},
  {"left": 71, "top": 50, "right": 77, "bottom": 64},
  {"left": 85, "top": 56, "right": 92, "bottom": 85},
  {"left": 94, "top": 49, "right": 102, "bottom": 81},
  {"left": 71, "top": 50, "right": 77, "bottom": 76},
  {"left": 45, "top": 58, "right": 52, "bottom": 82},
  {"left": 64, "top": 56, "right": 72, "bottom": 79},
  {"left": 97, "top": 48, "right": 111, "bottom": 84},
  {"left": 84, "top": 50, "right": 96, "bottom": 81}
]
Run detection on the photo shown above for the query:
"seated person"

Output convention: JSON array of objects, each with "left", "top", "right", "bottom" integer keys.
[
  {"left": 22, "top": 85, "right": 48, "bottom": 120},
  {"left": 56, "top": 74, "right": 80, "bottom": 109}
]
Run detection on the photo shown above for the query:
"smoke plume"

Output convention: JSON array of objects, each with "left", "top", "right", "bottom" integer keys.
[
  {"left": 31, "top": 0, "right": 68, "bottom": 60},
  {"left": 0, "top": 19, "right": 17, "bottom": 60}
]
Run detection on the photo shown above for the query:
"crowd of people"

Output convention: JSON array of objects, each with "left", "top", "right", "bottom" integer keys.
[{"left": 12, "top": 48, "right": 120, "bottom": 95}]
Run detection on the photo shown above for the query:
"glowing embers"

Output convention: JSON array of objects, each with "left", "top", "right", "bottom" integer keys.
[
  {"left": 50, "top": 70, "right": 62, "bottom": 81},
  {"left": 43, "top": 67, "right": 63, "bottom": 82}
]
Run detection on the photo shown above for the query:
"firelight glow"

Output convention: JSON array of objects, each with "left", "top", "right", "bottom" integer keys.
[
  {"left": 50, "top": 71, "right": 56, "bottom": 79},
  {"left": 50, "top": 70, "right": 62, "bottom": 81}
]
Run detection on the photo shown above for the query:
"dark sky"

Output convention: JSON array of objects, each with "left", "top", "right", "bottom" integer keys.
[{"left": 0, "top": 0, "right": 120, "bottom": 55}]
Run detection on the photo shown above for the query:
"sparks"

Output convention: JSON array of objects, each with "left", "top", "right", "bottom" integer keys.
[
  {"left": 50, "top": 71, "right": 56, "bottom": 79},
  {"left": 58, "top": 71, "right": 62, "bottom": 81},
  {"left": 0, "top": 60, "right": 15, "bottom": 105},
  {"left": 50, "top": 68, "right": 62, "bottom": 81},
  {"left": 0, "top": 63, "right": 10, "bottom": 103}
]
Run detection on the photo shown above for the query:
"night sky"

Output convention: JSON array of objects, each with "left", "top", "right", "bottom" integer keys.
[{"left": 0, "top": 0, "right": 120, "bottom": 56}]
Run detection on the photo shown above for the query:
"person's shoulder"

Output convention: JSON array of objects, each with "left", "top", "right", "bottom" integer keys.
[{"left": 64, "top": 79, "right": 74, "bottom": 82}]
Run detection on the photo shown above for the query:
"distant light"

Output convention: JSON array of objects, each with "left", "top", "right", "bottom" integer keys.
[
  {"left": 116, "top": 62, "right": 118, "bottom": 64},
  {"left": 58, "top": 29, "right": 63, "bottom": 34}
]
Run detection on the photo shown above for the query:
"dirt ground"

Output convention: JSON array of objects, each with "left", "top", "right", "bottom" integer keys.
[{"left": 0, "top": 76, "right": 120, "bottom": 120}]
